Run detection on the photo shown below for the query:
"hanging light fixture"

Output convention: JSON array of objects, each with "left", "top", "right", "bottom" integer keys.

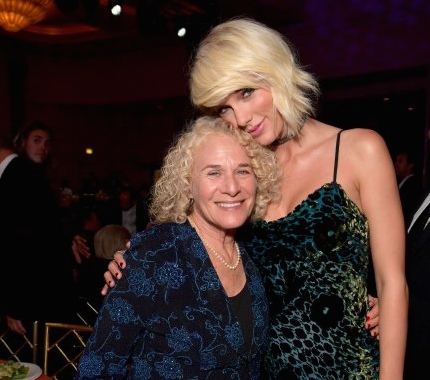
[{"left": 0, "top": 0, "right": 54, "bottom": 32}]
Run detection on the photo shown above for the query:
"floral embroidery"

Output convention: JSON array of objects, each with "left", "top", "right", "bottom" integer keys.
[
  {"left": 155, "top": 262, "right": 186, "bottom": 289},
  {"left": 128, "top": 268, "right": 155, "bottom": 297},
  {"left": 167, "top": 326, "right": 193, "bottom": 352},
  {"left": 154, "top": 356, "right": 183, "bottom": 379},
  {"left": 74, "top": 223, "right": 269, "bottom": 380}
]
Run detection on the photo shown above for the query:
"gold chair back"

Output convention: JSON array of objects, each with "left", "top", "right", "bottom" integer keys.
[
  {"left": 43, "top": 322, "right": 93, "bottom": 380},
  {"left": 0, "top": 320, "right": 38, "bottom": 364}
]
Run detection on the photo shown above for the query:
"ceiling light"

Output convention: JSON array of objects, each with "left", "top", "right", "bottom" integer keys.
[
  {"left": 177, "top": 27, "right": 186, "bottom": 37},
  {"left": 0, "top": 0, "right": 54, "bottom": 32},
  {"left": 109, "top": 0, "right": 123, "bottom": 16},
  {"left": 111, "top": 4, "right": 121, "bottom": 16}
]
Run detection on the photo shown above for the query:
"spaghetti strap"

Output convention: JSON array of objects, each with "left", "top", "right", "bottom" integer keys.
[{"left": 333, "top": 130, "right": 344, "bottom": 183}]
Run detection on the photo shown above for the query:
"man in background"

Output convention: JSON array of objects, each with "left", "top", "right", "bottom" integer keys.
[
  {"left": 394, "top": 150, "right": 423, "bottom": 226},
  {"left": 404, "top": 190, "right": 430, "bottom": 379},
  {"left": 0, "top": 125, "right": 76, "bottom": 364}
]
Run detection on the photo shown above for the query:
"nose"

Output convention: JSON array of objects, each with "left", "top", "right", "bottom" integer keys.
[
  {"left": 221, "top": 173, "right": 240, "bottom": 196},
  {"left": 233, "top": 106, "right": 252, "bottom": 130}
]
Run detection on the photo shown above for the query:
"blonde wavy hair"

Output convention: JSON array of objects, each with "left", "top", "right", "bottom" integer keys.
[
  {"left": 189, "top": 18, "right": 320, "bottom": 138},
  {"left": 149, "top": 116, "right": 280, "bottom": 224}
]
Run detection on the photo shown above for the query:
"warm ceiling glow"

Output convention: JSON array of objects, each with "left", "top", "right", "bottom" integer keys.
[
  {"left": 85, "top": 148, "right": 94, "bottom": 155},
  {"left": 0, "top": 0, "right": 54, "bottom": 32}
]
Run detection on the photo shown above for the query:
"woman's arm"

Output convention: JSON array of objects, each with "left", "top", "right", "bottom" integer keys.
[{"left": 351, "top": 129, "right": 408, "bottom": 380}]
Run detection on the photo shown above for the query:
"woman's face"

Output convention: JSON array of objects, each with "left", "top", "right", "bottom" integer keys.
[
  {"left": 189, "top": 134, "right": 256, "bottom": 232},
  {"left": 22, "top": 129, "right": 51, "bottom": 164},
  {"left": 218, "top": 88, "right": 283, "bottom": 147}
]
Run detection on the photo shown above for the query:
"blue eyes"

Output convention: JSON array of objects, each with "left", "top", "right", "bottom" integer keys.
[
  {"left": 242, "top": 88, "right": 254, "bottom": 97},
  {"left": 218, "top": 88, "right": 255, "bottom": 115}
]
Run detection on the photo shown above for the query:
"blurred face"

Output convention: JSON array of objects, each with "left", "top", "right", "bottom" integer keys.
[
  {"left": 189, "top": 134, "right": 257, "bottom": 233},
  {"left": 218, "top": 88, "right": 283, "bottom": 146},
  {"left": 22, "top": 129, "right": 51, "bottom": 164},
  {"left": 394, "top": 153, "right": 412, "bottom": 180},
  {"left": 119, "top": 190, "right": 133, "bottom": 210}
]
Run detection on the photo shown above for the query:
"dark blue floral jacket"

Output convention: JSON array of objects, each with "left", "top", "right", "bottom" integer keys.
[{"left": 74, "top": 222, "right": 269, "bottom": 380}]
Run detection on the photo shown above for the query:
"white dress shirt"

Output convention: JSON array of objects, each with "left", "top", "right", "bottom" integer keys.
[
  {"left": 0, "top": 153, "right": 18, "bottom": 180},
  {"left": 408, "top": 192, "right": 430, "bottom": 233}
]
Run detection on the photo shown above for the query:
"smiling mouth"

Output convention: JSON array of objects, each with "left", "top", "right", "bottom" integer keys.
[
  {"left": 218, "top": 202, "right": 242, "bottom": 208},
  {"left": 247, "top": 121, "right": 263, "bottom": 136}
]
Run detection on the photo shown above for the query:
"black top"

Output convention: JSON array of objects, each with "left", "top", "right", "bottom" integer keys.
[{"left": 229, "top": 284, "right": 253, "bottom": 356}]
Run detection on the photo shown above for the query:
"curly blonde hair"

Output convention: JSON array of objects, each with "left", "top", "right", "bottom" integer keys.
[
  {"left": 189, "top": 18, "right": 320, "bottom": 138},
  {"left": 149, "top": 116, "right": 280, "bottom": 224}
]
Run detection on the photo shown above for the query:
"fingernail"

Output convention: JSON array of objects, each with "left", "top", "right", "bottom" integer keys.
[
  {"left": 108, "top": 281, "right": 112, "bottom": 286},
  {"left": 115, "top": 273, "right": 119, "bottom": 278},
  {"left": 366, "top": 324, "right": 370, "bottom": 329},
  {"left": 119, "top": 263, "right": 124, "bottom": 268},
  {"left": 366, "top": 316, "right": 370, "bottom": 321}
]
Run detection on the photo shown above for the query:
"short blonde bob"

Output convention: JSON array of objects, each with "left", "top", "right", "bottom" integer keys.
[
  {"left": 149, "top": 116, "right": 280, "bottom": 224},
  {"left": 189, "top": 18, "right": 320, "bottom": 138}
]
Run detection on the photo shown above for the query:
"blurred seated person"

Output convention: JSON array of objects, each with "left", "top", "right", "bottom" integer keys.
[
  {"left": 74, "top": 116, "right": 279, "bottom": 379},
  {"left": 114, "top": 187, "right": 148, "bottom": 236},
  {"left": 73, "top": 208, "right": 102, "bottom": 297},
  {"left": 59, "top": 187, "right": 78, "bottom": 254},
  {"left": 1, "top": 122, "right": 76, "bottom": 344},
  {"left": 76, "top": 222, "right": 130, "bottom": 300},
  {"left": 72, "top": 187, "right": 148, "bottom": 263},
  {"left": 394, "top": 150, "right": 424, "bottom": 226}
]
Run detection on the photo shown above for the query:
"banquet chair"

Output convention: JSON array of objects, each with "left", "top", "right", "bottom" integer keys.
[
  {"left": 43, "top": 322, "right": 93, "bottom": 380},
  {"left": 0, "top": 320, "right": 38, "bottom": 364}
]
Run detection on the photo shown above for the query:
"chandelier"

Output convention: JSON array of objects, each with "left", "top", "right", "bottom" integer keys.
[{"left": 0, "top": 0, "right": 54, "bottom": 32}]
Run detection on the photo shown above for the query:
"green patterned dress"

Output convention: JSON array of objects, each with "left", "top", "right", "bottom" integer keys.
[{"left": 242, "top": 132, "right": 379, "bottom": 379}]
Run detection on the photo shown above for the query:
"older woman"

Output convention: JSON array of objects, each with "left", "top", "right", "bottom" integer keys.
[{"left": 74, "top": 116, "right": 280, "bottom": 380}]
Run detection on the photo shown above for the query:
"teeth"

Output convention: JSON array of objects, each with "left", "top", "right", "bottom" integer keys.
[{"left": 218, "top": 202, "right": 241, "bottom": 208}]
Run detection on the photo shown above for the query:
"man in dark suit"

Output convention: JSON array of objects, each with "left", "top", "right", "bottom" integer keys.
[
  {"left": 403, "top": 192, "right": 430, "bottom": 380},
  {"left": 0, "top": 128, "right": 76, "bottom": 362},
  {"left": 394, "top": 151, "right": 423, "bottom": 226}
]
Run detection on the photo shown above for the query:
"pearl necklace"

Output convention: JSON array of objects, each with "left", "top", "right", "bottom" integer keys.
[{"left": 188, "top": 219, "right": 241, "bottom": 270}]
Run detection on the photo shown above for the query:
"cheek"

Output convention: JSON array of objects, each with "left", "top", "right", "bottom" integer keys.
[
  {"left": 245, "top": 178, "right": 257, "bottom": 199},
  {"left": 191, "top": 182, "right": 212, "bottom": 203}
]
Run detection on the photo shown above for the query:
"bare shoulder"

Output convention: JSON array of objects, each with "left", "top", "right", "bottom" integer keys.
[{"left": 339, "top": 128, "right": 388, "bottom": 158}]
